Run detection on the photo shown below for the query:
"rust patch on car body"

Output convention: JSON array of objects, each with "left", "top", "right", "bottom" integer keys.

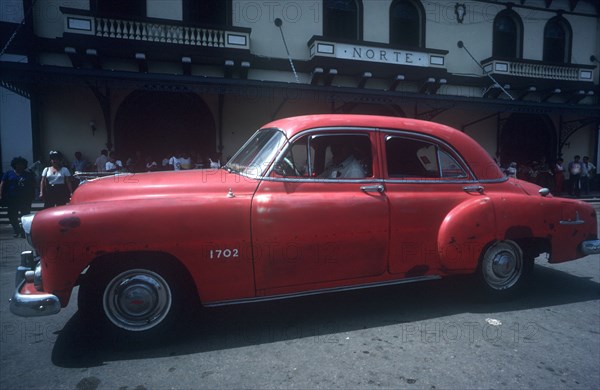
[{"left": 58, "top": 216, "right": 81, "bottom": 232}]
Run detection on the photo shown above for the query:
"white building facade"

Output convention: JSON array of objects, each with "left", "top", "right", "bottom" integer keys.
[{"left": 1, "top": 0, "right": 598, "bottom": 182}]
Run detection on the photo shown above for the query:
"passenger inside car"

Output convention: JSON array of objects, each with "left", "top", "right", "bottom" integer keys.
[{"left": 319, "top": 141, "right": 366, "bottom": 179}]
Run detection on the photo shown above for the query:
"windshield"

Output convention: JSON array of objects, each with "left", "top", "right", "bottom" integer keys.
[{"left": 225, "top": 128, "right": 287, "bottom": 176}]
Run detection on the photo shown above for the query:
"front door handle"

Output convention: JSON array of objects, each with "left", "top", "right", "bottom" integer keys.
[{"left": 361, "top": 185, "right": 385, "bottom": 193}]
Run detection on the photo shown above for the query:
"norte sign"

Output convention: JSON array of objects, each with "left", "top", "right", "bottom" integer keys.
[
  {"left": 336, "top": 43, "right": 429, "bottom": 67},
  {"left": 311, "top": 40, "right": 444, "bottom": 68}
]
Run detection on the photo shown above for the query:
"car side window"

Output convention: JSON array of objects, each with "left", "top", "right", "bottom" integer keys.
[
  {"left": 273, "top": 136, "right": 311, "bottom": 177},
  {"left": 439, "top": 150, "right": 467, "bottom": 178},
  {"left": 386, "top": 136, "right": 466, "bottom": 179},
  {"left": 311, "top": 134, "right": 372, "bottom": 179},
  {"left": 273, "top": 133, "right": 373, "bottom": 179}
]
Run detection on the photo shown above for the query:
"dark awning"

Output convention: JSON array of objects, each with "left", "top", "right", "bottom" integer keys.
[{"left": 1, "top": 60, "right": 599, "bottom": 118}]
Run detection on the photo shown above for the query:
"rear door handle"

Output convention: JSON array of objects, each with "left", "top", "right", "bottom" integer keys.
[
  {"left": 463, "top": 185, "right": 484, "bottom": 194},
  {"left": 361, "top": 185, "right": 385, "bottom": 193}
]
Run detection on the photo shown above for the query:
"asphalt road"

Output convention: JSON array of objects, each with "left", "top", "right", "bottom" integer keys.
[{"left": 1, "top": 205, "right": 598, "bottom": 390}]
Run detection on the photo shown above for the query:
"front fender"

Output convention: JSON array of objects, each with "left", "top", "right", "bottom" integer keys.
[
  {"left": 30, "top": 194, "right": 256, "bottom": 306},
  {"left": 437, "top": 196, "right": 497, "bottom": 272}
]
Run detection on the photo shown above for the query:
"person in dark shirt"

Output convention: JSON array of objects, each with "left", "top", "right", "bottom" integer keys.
[{"left": 0, "top": 156, "right": 36, "bottom": 237}]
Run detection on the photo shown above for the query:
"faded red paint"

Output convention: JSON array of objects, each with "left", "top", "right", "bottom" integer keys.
[{"left": 19, "top": 115, "right": 598, "bottom": 308}]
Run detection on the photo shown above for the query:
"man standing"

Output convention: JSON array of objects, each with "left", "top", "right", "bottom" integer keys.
[
  {"left": 581, "top": 156, "right": 596, "bottom": 195},
  {"left": 95, "top": 149, "right": 109, "bottom": 172},
  {"left": 71, "top": 151, "right": 88, "bottom": 172},
  {"left": 568, "top": 155, "right": 582, "bottom": 198}
]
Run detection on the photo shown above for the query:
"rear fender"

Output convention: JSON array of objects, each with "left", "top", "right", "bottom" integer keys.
[{"left": 437, "top": 197, "right": 497, "bottom": 272}]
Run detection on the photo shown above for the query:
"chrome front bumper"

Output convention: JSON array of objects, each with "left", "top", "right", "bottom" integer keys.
[
  {"left": 580, "top": 239, "right": 600, "bottom": 256},
  {"left": 9, "top": 251, "right": 61, "bottom": 317}
]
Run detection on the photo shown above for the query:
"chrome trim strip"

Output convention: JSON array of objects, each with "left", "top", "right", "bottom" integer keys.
[
  {"left": 479, "top": 177, "right": 509, "bottom": 184},
  {"left": 559, "top": 220, "right": 585, "bottom": 225},
  {"left": 560, "top": 211, "right": 585, "bottom": 225},
  {"left": 204, "top": 275, "right": 441, "bottom": 307},
  {"left": 259, "top": 176, "right": 382, "bottom": 184},
  {"left": 9, "top": 279, "right": 61, "bottom": 317},
  {"left": 384, "top": 178, "right": 478, "bottom": 185}
]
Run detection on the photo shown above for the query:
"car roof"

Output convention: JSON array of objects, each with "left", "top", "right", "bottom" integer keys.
[{"left": 262, "top": 114, "right": 505, "bottom": 181}]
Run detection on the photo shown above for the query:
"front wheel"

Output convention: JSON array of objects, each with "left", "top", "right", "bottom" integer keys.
[
  {"left": 103, "top": 269, "right": 173, "bottom": 332},
  {"left": 78, "top": 259, "right": 189, "bottom": 338},
  {"left": 478, "top": 240, "right": 528, "bottom": 297}
]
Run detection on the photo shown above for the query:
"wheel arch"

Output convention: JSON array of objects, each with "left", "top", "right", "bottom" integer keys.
[
  {"left": 80, "top": 250, "right": 200, "bottom": 303},
  {"left": 437, "top": 196, "right": 497, "bottom": 271}
]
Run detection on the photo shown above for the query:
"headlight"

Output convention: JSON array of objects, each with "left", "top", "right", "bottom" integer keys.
[
  {"left": 21, "top": 214, "right": 34, "bottom": 235},
  {"left": 21, "top": 214, "right": 35, "bottom": 246},
  {"left": 34, "top": 262, "right": 43, "bottom": 290}
]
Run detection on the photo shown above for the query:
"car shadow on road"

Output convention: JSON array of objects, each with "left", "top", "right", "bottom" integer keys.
[{"left": 51, "top": 264, "right": 599, "bottom": 368}]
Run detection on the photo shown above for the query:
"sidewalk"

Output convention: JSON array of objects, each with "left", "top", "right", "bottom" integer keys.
[{"left": 559, "top": 191, "right": 600, "bottom": 202}]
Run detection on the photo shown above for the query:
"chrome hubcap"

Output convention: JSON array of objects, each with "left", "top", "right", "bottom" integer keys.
[
  {"left": 492, "top": 252, "right": 516, "bottom": 278},
  {"left": 483, "top": 242, "right": 523, "bottom": 290},
  {"left": 103, "top": 269, "right": 172, "bottom": 331}
]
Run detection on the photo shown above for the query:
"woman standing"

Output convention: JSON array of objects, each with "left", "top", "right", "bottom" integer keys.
[{"left": 40, "top": 151, "right": 73, "bottom": 208}]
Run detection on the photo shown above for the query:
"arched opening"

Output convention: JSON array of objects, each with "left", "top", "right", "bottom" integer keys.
[
  {"left": 543, "top": 16, "right": 572, "bottom": 63},
  {"left": 92, "top": 0, "right": 146, "bottom": 18},
  {"left": 493, "top": 9, "right": 523, "bottom": 59},
  {"left": 500, "top": 114, "right": 556, "bottom": 183},
  {"left": 114, "top": 90, "right": 216, "bottom": 165},
  {"left": 389, "top": 0, "right": 424, "bottom": 48},
  {"left": 184, "top": 0, "right": 231, "bottom": 26},
  {"left": 323, "top": 0, "right": 363, "bottom": 41}
]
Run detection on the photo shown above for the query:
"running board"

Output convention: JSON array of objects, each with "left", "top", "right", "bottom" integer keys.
[{"left": 204, "top": 275, "right": 441, "bottom": 307}]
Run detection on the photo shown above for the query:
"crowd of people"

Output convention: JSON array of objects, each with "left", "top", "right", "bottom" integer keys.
[
  {"left": 500, "top": 155, "right": 597, "bottom": 198},
  {"left": 1, "top": 148, "right": 598, "bottom": 238},
  {"left": 91, "top": 149, "right": 222, "bottom": 174},
  {"left": 0, "top": 148, "right": 222, "bottom": 237}
]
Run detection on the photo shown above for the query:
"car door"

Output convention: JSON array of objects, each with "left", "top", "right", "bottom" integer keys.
[
  {"left": 251, "top": 129, "right": 389, "bottom": 294},
  {"left": 381, "top": 131, "right": 479, "bottom": 276}
]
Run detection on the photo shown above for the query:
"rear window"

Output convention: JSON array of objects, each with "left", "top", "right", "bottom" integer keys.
[{"left": 386, "top": 136, "right": 467, "bottom": 179}]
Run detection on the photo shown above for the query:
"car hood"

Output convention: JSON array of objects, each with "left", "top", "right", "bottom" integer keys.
[{"left": 70, "top": 169, "right": 259, "bottom": 204}]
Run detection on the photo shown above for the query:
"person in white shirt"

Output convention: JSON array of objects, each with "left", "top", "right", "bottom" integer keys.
[
  {"left": 168, "top": 155, "right": 182, "bottom": 170},
  {"left": 581, "top": 156, "right": 596, "bottom": 195},
  {"left": 95, "top": 149, "right": 109, "bottom": 172},
  {"left": 320, "top": 142, "right": 366, "bottom": 179},
  {"left": 40, "top": 151, "right": 73, "bottom": 208},
  {"left": 106, "top": 152, "right": 124, "bottom": 172},
  {"left": 179, "top": 152, "right": 193, "bottom": 170}
]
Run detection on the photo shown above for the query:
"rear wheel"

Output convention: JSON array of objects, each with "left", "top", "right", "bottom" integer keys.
[{"left": 478, "top": 240, "right": 527, "bottom": 297}]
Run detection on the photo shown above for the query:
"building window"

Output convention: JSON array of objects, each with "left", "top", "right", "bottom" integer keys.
[
  {"left": 323, "top": 0, "right": 363, "bottom": 41},
  {"left": 185, "top": 0, "right": 230, "bottom": 26},
  {"left": 543, "top": 17, "right": 571, "bottom": 63},
  {"left": 389, "top": 0, "right": 424, "bottom": 48},
  {"left": 492, "top": 9, "right": 522, "bottom": 59},
  {"left": 93, "top": 0, "right": 145, "bottom": 19}
]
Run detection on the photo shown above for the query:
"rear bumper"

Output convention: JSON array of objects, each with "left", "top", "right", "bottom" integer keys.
[
  {"left": 8, "top": 251, "right": 61, "bottom": 317},
  {"left": 580, "top": 239, "right": 600, "bottom": 256}
]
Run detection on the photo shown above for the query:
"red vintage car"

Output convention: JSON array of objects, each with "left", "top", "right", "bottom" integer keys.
[{"left": 10, "top": 115, "right": 600, "bottom": 337}]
